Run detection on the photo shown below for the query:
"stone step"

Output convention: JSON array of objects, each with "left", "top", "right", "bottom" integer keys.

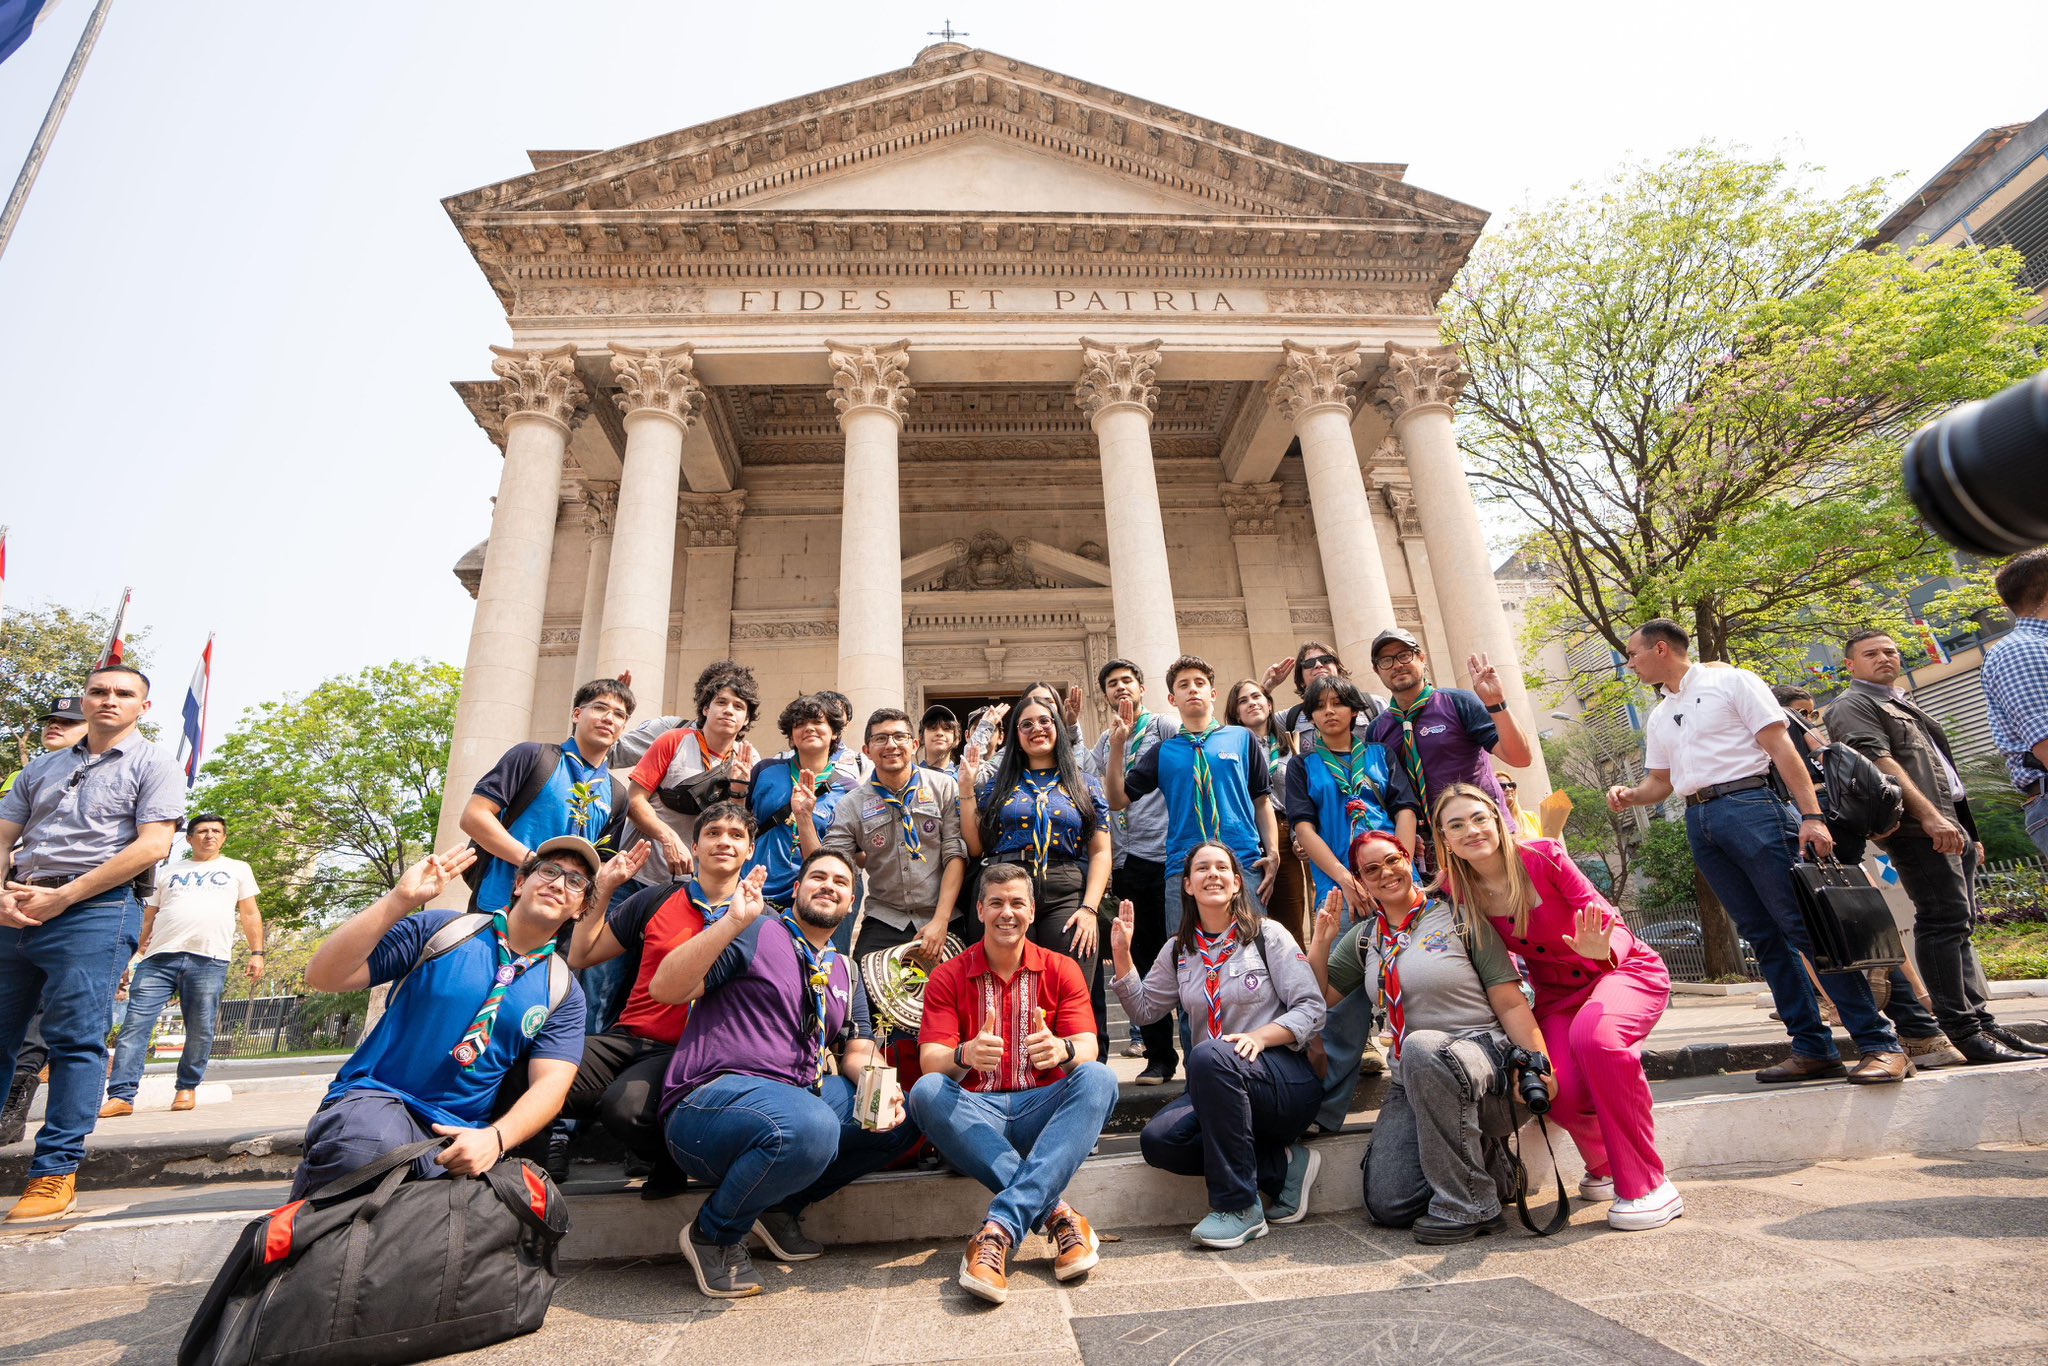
[{"left": 4, "top": 1057, "right": 2042, "bottom": 1291}]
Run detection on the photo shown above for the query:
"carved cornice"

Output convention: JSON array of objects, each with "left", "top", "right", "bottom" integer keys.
[
  {"left": 452, "top": 380, "right": 507, "bottom": 450},
  {"left": 610, "top": 343, "right": 704, "bottom": 428},
  {"left": 1269, "top": 340, "right": 1363, "bottom": 421},
  {"left": 1266, "top": 287, "right": 1432, "bottom": 316},
  {"left": 1218, "top": 481, "right": 1283, "bottom": 537},
  {"left": 1177, "top": 606, "right": 1249, "bottom": 629},
  {"left": 578, "top": 482, "right": 619, "bottom": 538},
  {"left": 677, "top": 488, "right": 747, "bottom": 547},
  {"left": 1375, "top": 342, "right": 1468, "bottom": 422},
  {"left": 1073, "top": 339, "right": 1162, "bottom": 418},
  {"left": 488, "top": 344, "right": 586, "bottom": 434},
  {"left": 826, "top": 341, "right": 914, "bottom": 421}
]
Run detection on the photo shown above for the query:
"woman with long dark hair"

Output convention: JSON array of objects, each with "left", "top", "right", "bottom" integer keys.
[
  {"left": 961, "top": 693, "right": 1113, "bottom": 1054},
  {"left": 1225, "top": 678, "right": 1308, "bottom": 946},
  {"left": 1111, "top": 842, "right": 1326, "bottom": 1248}
]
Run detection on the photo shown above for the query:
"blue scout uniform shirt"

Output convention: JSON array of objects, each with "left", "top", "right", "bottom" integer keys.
[
  {"left": 324, "top": 910, "right": 587, "bottom": 1130},
  {"left": 746, "top": 754, "right": 859, "bottom": 907},
  {"left": 471, "top": 740, "right": 617, "bottom": 912},
  {"left": 977, "top": 769, "right": 1109, "bottom": 867},
  {"left": 1121, "top": 722, "right": 1271, "bottom": 881},
  {"left": 1282, "top": 738, "right": 1421, "bottom": 903}
]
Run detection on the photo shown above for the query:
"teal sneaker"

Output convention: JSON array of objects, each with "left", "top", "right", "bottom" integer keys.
[
  {"left": 1268, "top": 1144, "right": 1321, "bottom": 1225},
  {"left": 1191, "top": 1202, "right": 1268, "bottom": 1249}
]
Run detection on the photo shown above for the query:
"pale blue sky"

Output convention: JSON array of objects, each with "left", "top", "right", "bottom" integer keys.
[{"left": 0, "top": 0, "right": 2034, "bottom": 765}]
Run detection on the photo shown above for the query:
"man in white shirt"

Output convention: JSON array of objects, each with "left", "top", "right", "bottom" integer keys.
[
  {"left": 101, "top": 814, "right": 264, "bottom": 1116},
  {"left": 1606, "top": 619, "right": 1906, "bottom": 1084}
]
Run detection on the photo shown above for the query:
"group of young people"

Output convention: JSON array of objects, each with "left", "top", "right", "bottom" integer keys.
[{"left": 273, "top": 628, "right": 1679, "bottom": 1307}]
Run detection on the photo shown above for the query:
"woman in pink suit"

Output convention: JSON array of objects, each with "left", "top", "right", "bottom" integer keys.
[{"left": 1430, "top": 782, "right": 1681, "bottom": 1231}]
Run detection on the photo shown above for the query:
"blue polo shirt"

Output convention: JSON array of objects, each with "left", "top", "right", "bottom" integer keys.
[
  {"left": 977, "top": 769, "right": 1109, "bottom": 866},
  {"left": 471, "top": 740, "right": 618, "bottom": 912},
  {"left": 746, "top": 755, "right": 859, "bottom": 906},
  {"left": 1121, "top": 722, "right": 1271, "bottom": 881},
  {"left": 324, "top": 911, "right": 586, "bottom": 1129}
]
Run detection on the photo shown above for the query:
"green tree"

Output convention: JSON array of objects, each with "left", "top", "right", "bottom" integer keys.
[
  {"left": 193, "top": 660, "right": 460, "bottom": 931},
  {"left": 1, "top": 602, "right": 150, "bottom": 779},
  {"left": 1541, "top": 733, "right": 1634, "bottom": 892},
  {"left": 1634, "top": 819, "right": 1699, "bottom": 909},
  {"left": 1445, "top": 143, "right": 2047, "bottom": 676}
]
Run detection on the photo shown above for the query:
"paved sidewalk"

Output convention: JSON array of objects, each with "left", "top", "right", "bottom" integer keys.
[{"left": 3, "top": 1146, "right": 2042, "bottom": 1364}]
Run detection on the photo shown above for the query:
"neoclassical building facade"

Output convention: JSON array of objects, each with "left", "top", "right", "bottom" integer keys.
[{"left": 435, "top": 44, "right": 1549, "bottom": 847}]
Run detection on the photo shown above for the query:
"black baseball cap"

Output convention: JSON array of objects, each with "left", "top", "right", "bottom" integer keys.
[
  {"left": 1370, "top": 628, "right": 1423, "bottom": 664},
  {"left": 38, "top": 696, "right": 85, "bottom": 724},
  {"left": 919, "top": 704, "right": 960, "bottom": 731}
]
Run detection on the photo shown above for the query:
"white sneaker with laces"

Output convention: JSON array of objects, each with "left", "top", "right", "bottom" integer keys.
[
  {"left": 1607, "top": 1180, "right": 1683, "bottom": 1231},
  {"left": 1577, "top": 1175, "right": 1616, "bottom": 1203}
]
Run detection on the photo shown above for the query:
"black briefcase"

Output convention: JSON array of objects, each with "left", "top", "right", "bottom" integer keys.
[{"left": 1789, "top": 859, "right": 1906, "bottom": 974}]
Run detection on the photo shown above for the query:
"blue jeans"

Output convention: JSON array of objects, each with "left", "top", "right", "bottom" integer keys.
[
  {"left": 0, "top": 888, "right": 144, "bottom": 1176},
  {"left": 1686, "top": 789, "right": 1898, "bottom": 1059},
  {"left": 107, "top": 953, "right": 229, "bottom": 1099},
  {"left": 2026, "top": 793, "right": 2048, "bottom": 861},
  {"left": 906, "top": 1063, "right": 1119, "bottom": 1244},
  {"left": 290, "top": 1090, "right": 445, "bottom": 1200},
  {"left": 1142, "top": 1039, "right": 1319, "bottom": 1212},
  {"left": 665, "top": 1072, "right": 921, "bottom": 1245}
]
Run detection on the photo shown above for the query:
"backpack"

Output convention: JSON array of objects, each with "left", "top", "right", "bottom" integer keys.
[
  {"left": 1783, "top": 711, "right": 1903, "bottom": 840},
  {"left": 178, "top": 1138, "right": 569, "bottom": 1366},
  {"left": 462, "top": 743, "right": 626, "bottom": 906}
]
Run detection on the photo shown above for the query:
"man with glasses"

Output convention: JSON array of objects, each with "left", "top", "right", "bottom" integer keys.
[
  {"left": 819, "top": 708, "right": 967, "bottom": 962},
  {"left": 287, "top": 836, "right": 630, "bottom": 1198},
  {"left": 1367, "top": 629, "right": 1533, "bottom": 851},
  {"left": 0, "top": 666, "right": 184, "bottom": 1222}
]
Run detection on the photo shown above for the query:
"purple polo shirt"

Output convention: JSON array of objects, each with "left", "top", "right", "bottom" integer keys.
[
  {"left": 659, "top": 916, "right": 870, "bottom": 1115},
  {"left": 1367, "top": 687, "right": 1509, "bottom": 819}
]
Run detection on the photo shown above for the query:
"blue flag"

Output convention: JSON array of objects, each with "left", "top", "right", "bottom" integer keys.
[{"left": 0, "top": 0, "right": 54, "bottom": 68}]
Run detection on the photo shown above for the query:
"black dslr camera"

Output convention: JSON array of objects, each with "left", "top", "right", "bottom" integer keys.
[{"left": 1503, "top": 1045, "right": 1552, "bottom": 1115}]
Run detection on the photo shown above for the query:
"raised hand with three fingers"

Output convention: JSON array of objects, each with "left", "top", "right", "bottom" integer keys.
[
  {"left": 788, "top": 767, "right": 819, "bottom": 824},
  {"left": 1308, "top": 889, "right": 1344, "bottom": 956},
  {"left": 1466, "top": 652, "right": 1507, "bottom": 708},
  {"left": 727, "top": 866, "right": 770, "bottom": 932},
  {"left": 592, "top": 843, "right": 651, "bottom": 910}
]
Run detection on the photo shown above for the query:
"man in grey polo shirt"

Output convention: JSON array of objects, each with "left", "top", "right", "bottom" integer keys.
[{"left": 0, "top": 665, "right": 185, "bottom": 1221}]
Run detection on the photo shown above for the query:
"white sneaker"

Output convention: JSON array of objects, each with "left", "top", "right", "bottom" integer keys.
[
  {"left": 1607, "top": 1181, "right": 1683, "bottom": 1231},
  {"left": 1577, "top": 1175, "right": 1616, "bottom": 1203}
]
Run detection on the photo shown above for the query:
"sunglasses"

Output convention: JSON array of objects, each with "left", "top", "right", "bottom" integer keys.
[{"left": 1299, "top": 655, "right": 1339, "bottom": 671}]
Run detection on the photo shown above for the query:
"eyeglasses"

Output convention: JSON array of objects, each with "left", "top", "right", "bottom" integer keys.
[
  {"left": 531, "top": 863, "right": 593, "bottom": 895},
  {"left": 1499, "top": 782, "right": 1518, "bottom": 792},
  {"left": 1299, "top": 655, "right": 1339, "bottom": 671},
  {"left": 869, "top": 732, "right": 915, "bottom": 748},
  {"left": 1375, "top": 651, "right": 1421, "bottom": 668},
  {"left": 1018, "top": 717, "right": 1059, "bottom": 734}
]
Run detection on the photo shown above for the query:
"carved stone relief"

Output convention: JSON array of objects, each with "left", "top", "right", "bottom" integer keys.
[{"left": 515, "top": 284, "right": 707, "bottom": 317}]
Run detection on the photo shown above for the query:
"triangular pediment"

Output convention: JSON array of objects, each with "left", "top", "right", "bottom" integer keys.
[{"left": 903, "top": 533, "right": 1112, "bottom": 593}]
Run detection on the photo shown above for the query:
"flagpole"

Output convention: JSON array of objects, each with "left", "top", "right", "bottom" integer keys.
[{"left": 0, "top": 0, "right": 114, "bottom": 266}]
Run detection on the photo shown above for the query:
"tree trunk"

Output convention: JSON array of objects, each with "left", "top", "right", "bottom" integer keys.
[{"left": 1693, "top": 867, "right": 1747, "bottom": 980}]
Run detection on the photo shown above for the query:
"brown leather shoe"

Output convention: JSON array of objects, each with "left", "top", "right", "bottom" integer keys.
[
  {"left": 97, "top": 1099, "right": 134, "bottom": 1119},
  {"left": 1755, "top": 1055, "right": 1846, "bottom": 1084},
  {"left": 1847, "top": 1051, "right": 1912, "bottom": 1084},
  {"left": 1045, "top": 1202, "right": 1099, "bottom": 1282},
  {"left": 958, "top": 1221, "right": 1012, "bottom": 1304},
  {"left": 5, "top": 1173, "right": 77, "bottom": 1223},
  {"left": 171, "top": 1090, "right": 197, "bottom": 1112}
]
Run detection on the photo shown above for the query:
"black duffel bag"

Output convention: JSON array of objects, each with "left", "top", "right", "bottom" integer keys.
[{"left": 180, "top": 1138, "right": 569, "bottom": 1366}]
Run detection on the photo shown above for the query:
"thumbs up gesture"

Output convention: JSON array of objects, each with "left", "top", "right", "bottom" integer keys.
[
  {"left": 1024, "top": 1005, "right": 1065, "bottom": 1072},
  {"left": 960, "top": 1006, "right": 1006, "bottom": 1072}
]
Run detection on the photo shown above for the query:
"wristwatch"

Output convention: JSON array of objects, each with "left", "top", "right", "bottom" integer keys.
[
  {"left": 1061, "top": 1038, "right": 1078, "bottom": 1066},
  {"left": 953, "top": 1044, "right": 968, "bottom": 1070},
  {"left": 1485, "top": 702, "right": 1509, "bottom": 714}
]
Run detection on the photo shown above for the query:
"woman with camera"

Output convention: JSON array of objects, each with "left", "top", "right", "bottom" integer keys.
[
  {"left": 1110, "top": 842, "right": 1327, "bottom": 1249},
  {"left": 1431, "top": 784, "right": 1680, "bottom": 1232},
  {"left": 1307, "top": 829, "right": 1551, "bottom": 1244}
]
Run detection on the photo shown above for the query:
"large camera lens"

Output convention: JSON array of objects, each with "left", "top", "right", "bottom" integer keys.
[{"left": 1905, "top": 372, "right": 2048, "bottom": 555}]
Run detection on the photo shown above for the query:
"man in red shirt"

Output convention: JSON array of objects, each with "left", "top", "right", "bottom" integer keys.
[
  {"left": 564, "top": 799, "right": 758, "bottom": 1197},
  {"left": 911, "top": 863, "right": 1119, "bottom": 1304}
]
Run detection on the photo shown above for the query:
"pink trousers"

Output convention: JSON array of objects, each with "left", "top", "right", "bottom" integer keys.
[{"left": 1534, "top": 966, "right": 1667, "bottom": 1200}]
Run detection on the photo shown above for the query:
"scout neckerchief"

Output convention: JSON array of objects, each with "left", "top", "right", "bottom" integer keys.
[
  {"left": 790, "top": 751, "right": 837, "bottom": 794},
  {"left": 1262, "top": 730, "right": 1288, "bottom": 777},
  {"left": 777, "top": 912, "right": 838, "bottom": 1092},
  {"left": 1019, "top": 769, "right": 1063, "bottom": 876},
  {"left": 1194, "top": 922, "right": 1240, "bottom": 1040},
  {"left": 690, "top": 879, "right": 737, "bottom": 926},
  {"left": 451, "top": 914, "right": 555, "bottom": 1069},
  {"left": 1389, "top": 687, "right": 1436, "bottom": 815},
  {"left": 1371, "top": 893, "right": 1428, "bottom": 1061},
  {"left": 1183, "top": 720, "right": 1225, "bottom": 844},
  {"left": 874, "top": 768, "right": 926, "bottom": 862},
  {"left": 1313, "top": 736, "right": 1382, "bottom": 836},
  {"left": 1121, "top": 711, "right": 1156, "bottom": 776}
]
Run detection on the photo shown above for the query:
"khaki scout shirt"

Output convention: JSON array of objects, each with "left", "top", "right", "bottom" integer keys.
[{"left": 822, "top": 768, "right": 965, "bottom": 931}]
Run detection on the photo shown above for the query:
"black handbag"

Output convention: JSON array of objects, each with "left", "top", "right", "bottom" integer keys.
[{"left": 1789, "top": 858, "right": 1905, "bottom": 973}]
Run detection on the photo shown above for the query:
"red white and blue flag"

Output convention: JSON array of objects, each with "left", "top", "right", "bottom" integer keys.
[
  {"left": 1910, "top": 619, "right": 1951, "bottom": 667},
  {"left": 95, "top": 586, "right": 130, "bottom": 669},
  {"left": 0, "top": 0, "right": 57, "bottom": 68},
  {"left": 177, "top": 635, "right": 213, "bottom": 788}
]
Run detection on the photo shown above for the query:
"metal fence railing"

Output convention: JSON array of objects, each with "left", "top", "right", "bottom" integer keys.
[{"left": 1616, "top": 901, "right": 1765, "bottom": 984}]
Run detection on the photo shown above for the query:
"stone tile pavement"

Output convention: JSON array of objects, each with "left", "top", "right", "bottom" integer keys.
[{"left": 2, "top": 1146, "right": 2042, "bottom": 1364}]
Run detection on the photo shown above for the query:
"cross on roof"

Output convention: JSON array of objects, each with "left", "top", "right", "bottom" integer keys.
[{"left": 926, "top": 19, "right": 969, "bottom": 42}]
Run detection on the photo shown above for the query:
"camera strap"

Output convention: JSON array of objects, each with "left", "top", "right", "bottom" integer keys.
[{"left": 1508, "top": 1111, "right": 1571, "bottom": 1237}]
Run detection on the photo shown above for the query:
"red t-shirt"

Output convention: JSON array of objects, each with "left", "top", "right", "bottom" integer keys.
[
  {"left": 608, "top": 883, "right": 705, "bottom": 1045},
  {"left": 920, "top": 940, "right": 1094, "bottom": 1093}
]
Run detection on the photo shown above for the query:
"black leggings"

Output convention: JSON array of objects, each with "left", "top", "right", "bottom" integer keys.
[{"left": 1026, "top": 860, "right": 1106, "bottom": 1056}]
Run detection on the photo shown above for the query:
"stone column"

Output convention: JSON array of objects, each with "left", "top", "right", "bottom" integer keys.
[
  {"left": 438, "top": 344, "right": 586, "bottom": 860},
  {"left": 597, "top": 344, "right": 702, "bottom": 722},
  {"left": 1219, "top": 482, "right": 1298, "bottom": 674},
  {"left": 571, "top": 483, "right": 617, "bottom": 686},
  {"left": 828, "top": 340, "right": 914, "bottom": 726},
  {"left": 1075, "top": 339, "right": 1180, "bottom": 691},
  {"left": 673, "top": 489, "right": 747, "bottom": 702},
  {"left": 1272, "top": 342, "right": 1396, "bottom": 667},
  {"left": 1376, "top": 341, "right": 1549, "bottom": 789}
]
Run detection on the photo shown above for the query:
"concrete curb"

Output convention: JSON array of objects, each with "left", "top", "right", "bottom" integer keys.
[{"left": 5, "top": 1058, "right": 2042, "bottom": 1291}]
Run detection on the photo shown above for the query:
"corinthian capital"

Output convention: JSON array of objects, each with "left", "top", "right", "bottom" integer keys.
[
  {"left": 578, "top": 482, "right": 619, "bottom": 538},
  {"left": 1218, "top": 481, "right": 1283, "bottom": 537},
  {"left": 678, "top": 489, "right": 748, "bottom": 548},
  {"left": 610, "top": 343, "right": 704, "bottom": 429},
  {"left": 1268, "top": 340, "right": 1363, "bottom": 421},
  {"left": 1073, "top": 339, "right": 1163, "bottom": 418},
  {"left": 488, "top": 344, "right": 587, "bottom": 433},
  {"left": 1375, "top": 342, "right": 1469, "bottom": 421},
  {"left": 826, "top": 340, "right": 914, "bottom": 421}
]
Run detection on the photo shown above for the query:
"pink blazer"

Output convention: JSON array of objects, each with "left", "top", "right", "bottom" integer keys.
[{"left": 1482, "top": 839, "right": 1669, "bottom": 1011}]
